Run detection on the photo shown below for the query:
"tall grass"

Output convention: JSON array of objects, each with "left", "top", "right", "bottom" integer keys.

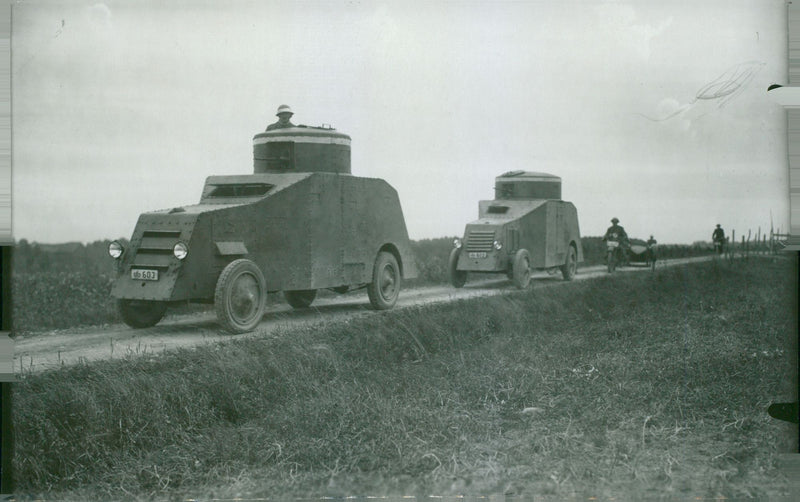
[{"left": 13, "top": 258, "right": 796, "bottom": 499}]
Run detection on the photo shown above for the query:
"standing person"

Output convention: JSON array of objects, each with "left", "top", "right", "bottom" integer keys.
[
  {"left": 712, "top": 224, "right": 726, "bottom": 254},
  {"left": 646, "top": 235, "right": 658, "bottom": 268},
  {"left": 266, "top": 104, "right": 296, "bottom": 130}
]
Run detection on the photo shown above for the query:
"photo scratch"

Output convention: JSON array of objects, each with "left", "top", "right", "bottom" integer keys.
[{"left": 639, "top": 60, "right": 765, "bottom": 122}]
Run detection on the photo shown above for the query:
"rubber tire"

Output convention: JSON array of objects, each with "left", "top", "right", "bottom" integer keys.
[
  {"left": 214, "top": 259, "right": 266, "bottom": 334},
  {"left": 649, "top": 251, "right": 656, "bottom": 271},
  {"left": 118, "top": 299, "right": 167, "bottom": 329},
  {"left": 561, "top": 244, "right": 577, "bottom": 281},
  {"left": 607, "top": 250, "right": 616, "bottom": 273},
  {"left": 448, "top": 248, "right": 467, "bottom": 288},
  {"left": 284, "top": 289, "right": 317, "bottom": 309},
  {"left": 512, "top": 249, "right": 532, "bottom": 289},
  {"left": 367, "top": 251, "right": 401, "bottom": 310}
]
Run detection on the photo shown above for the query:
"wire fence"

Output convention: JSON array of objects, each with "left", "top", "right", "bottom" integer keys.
[{"left": 716, "top": 227, "right": 789, "bottom": 261}]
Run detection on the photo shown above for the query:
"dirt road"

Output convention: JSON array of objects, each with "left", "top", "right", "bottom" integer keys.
[{"left": 13, "top": 256, "right": 715, "bottom": 373}]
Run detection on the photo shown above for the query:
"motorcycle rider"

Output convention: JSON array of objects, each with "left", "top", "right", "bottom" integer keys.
[
  {"left": 603, "top": 217, "right": 629, "bottom": 265},
  {"left": 712, "top": 224, "right": 726, "bottom": 254}
]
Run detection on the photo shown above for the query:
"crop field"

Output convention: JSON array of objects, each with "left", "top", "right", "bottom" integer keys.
[
  {"left": 12, "top": 256, "right": 796, "bottom": 500},
  {"left": 12, "top": 237, "right": 723, "bottom": 333}
]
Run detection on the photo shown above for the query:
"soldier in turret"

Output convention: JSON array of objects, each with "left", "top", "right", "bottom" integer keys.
[{"left": 266, "top": 104, "right": 296, "bottom": 130}]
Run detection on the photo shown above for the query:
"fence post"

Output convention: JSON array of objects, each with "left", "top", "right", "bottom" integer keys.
[
  {"left": 730, "top": 229, "right": 735, "bottom": 261},
  {"left": 757, "top": 227, "right": 761, "bottom": 254}
]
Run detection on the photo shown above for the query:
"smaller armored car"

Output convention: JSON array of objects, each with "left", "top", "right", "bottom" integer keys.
[
  {"left": 109, "top": 124, "right": 417, "bottom": 333},
  {"left": 449, "top": 171, "right": 583, "bottom": 289}
]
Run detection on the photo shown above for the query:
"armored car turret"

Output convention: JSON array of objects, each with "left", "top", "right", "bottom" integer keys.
[
  {"left": 449, "top": 171, "right": 583, "bottom": 289},
  {"left": 109, "top": 124, "right": 417, "bottom": 333}
]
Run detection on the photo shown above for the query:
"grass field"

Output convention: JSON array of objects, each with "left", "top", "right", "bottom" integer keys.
[{"left": 13, "top": 257, "right": 797, "bottom": 500}]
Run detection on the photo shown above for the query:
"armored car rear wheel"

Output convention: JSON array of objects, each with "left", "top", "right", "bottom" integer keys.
[
  {"left": 561, "top": 245, "right": 577, "bottom": 281},
  {"left": 284, "top": 289, "right": 317, "bottom": 309},
  {"left": 512, "top": 249, "right": 532, "bottom": 289},
  {"left": 117, "top": 299, "right": 167, "bottom": 329},
  {"left": 448, "top": 248, "right": 467, "bottom": 288},
  {"left": 215, "top": 259, "right": 266, "bottom": 333},
  {"left": 368, "top": 251, "right": 401, "bottom": 310}
]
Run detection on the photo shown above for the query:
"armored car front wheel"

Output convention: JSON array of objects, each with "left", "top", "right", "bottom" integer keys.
[
  {"left": 512, "top": 249, "right": 532, "bottom": 289},
  {"left": 368, "top": 251, "right": 401, "bottom": 310},
  {"left": 214, "top": 259, "right": 266, "bottom": 333},
  {"left": 117, "top": 299, "right": 167, "bottom": 329},
  {"left": 448, "top": 248, "right": 467, "bottom": 288},
  {"left": 284, "top": 289, "right": 317, "bottom": 309}
]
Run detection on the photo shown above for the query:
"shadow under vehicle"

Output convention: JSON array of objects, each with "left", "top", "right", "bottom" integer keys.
[
  {"left": 108, "top": 124, "right": 417, "bottom": 333},
  {"left": 449, "top": 171, "right": 583, "bottom": 289}
]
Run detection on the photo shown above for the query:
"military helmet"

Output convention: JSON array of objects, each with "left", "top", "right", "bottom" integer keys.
[
  {"left": 611, "top": 217, "right": 619, "bottom": 224},
  {"left": 276, "top": 104, "right": 293, "bottom": 116},
  {"left": 716, "top": 223, "right": 721, "bottom": 227}
]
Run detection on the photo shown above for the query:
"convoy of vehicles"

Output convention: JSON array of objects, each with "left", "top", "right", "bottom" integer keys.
[{"left": 107, "top": 109, "right": 681, "bottom": 333}]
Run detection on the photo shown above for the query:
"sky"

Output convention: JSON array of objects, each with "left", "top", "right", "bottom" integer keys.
[{"left": 11, "top": 0, "right": 789, "bottom": 245}]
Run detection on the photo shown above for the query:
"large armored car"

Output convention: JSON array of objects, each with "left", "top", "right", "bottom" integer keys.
[
  {"left": 109, "top": 125, "right": 417, "bottom": 333},
  {"left": 449, "top": 171, "right": 582, "bottom": 289}
]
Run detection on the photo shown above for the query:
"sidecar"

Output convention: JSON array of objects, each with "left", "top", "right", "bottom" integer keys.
[{"left": 627, "top": 238, "right": 656, "bottom": 270}]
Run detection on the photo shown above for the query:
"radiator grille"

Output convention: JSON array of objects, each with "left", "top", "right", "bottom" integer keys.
[
  {"left": 133, "top": 230, "right": 182, "bottom": 268},
  {"left": 466, "top": 230, "right": 495, "bottom": 252}
]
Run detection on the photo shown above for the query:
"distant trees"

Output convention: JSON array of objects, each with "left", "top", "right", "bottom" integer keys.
[{"left": 12, "top": 239, "right": 126, "bottom": 275}]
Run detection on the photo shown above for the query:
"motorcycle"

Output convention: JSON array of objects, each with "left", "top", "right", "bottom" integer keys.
[
  {"left": 606, "top": 239, "right": 627, "bottom": 273},
  {"left": 713, "top": 239, "right": 725, "bottom": 255}
]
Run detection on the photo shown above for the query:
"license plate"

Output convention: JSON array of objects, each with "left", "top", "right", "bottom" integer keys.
[
  {"left": 131, "top": 269, "right": 159, "bottom": 281},
  {"left": 468, "top": 252, "right": 487, "bottom": 259},
  {"left": 607, "top": 241, "right": 619, "bottom": 249}
]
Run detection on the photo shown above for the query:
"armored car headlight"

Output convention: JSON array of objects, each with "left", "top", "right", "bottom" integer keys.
[
  {"left": 453, "top": 238, "right": 462, "bottom": 249},
  {"left": 108, "top": 241, "right": 124, "bottom": 259},
  {"left": 493, "top": 240, "right": 503, "bottom": 250},
  {"left": 173, "top": 242, "right": 189, "bottom": 260}
]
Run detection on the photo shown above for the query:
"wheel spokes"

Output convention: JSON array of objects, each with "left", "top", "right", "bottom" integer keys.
[
  {"left": 230, "top": 273, "right": 260, "bottom": 321},
  {"left": 380, "top": 265, "right": 397, "bottom": 298}
]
